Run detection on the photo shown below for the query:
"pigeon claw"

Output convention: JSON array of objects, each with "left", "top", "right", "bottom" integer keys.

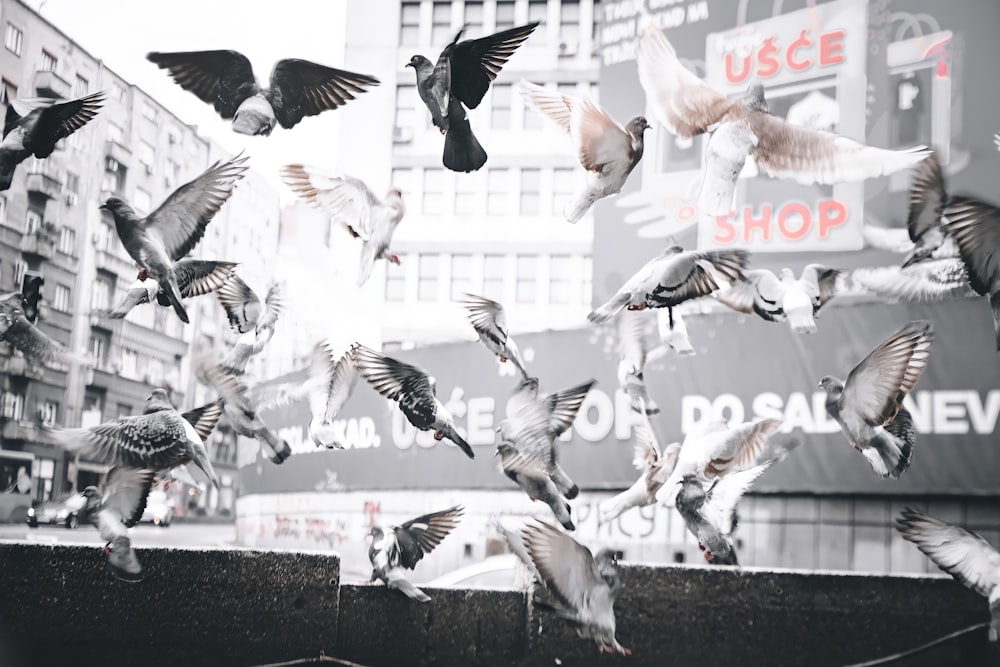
[
  {"left": 433, "top": 430, "right": 445, "bottom": 441},
  {"left": 137, "top": 268, "right": 148, "bottom": 281},
  {"left": 626, "top": 303, "right": 647, "bottom": 311},
  {"left": 704, "top": 550, "right": 714, "bottom": 562},
  {"left": 499, "top": 355, "right": 507, "bottom": 363},
  {"left": 389, "top": 254, "right": 401, "bottom": 266},
  {"left": 102, "top": 543, "right": 112, "bottom": 556}
]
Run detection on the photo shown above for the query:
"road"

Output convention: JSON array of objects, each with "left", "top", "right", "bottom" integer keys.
[{"left": 0, "top": 521, "right": 236, "bottom": 548}]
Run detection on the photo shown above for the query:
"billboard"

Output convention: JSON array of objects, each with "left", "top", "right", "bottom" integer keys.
[{"left": 242, "top": 297, "right": 1000, "bottom": 497}]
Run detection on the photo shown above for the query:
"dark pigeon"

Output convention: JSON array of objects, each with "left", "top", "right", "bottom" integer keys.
[
  {"left": 79, "top": 467, "right": 156, "bottom": 583},
  {"left": 0, "top": 290, "right": 79, "bottom": 366},
  {"left": 942, "top": 197, "right": 1000, "bottom": 350},
  {"left": 369, "top": 505, "right": 464, "bottom": 602}
]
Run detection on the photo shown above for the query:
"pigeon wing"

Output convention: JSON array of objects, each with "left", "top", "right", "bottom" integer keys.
[
  {"left": 544, "top": 380, "right": 596, "bottom": 437},
  {"left": 702, "top": 459, "right": 773, "bottom": 535},
  {"left": 352, "top": 344, "right": 437, "bottom": 422},
  {"left": 147, "top": 50, "right": 258, "bottom": 119},
  {"left": 102, "top": 467, "right": 156, "bottom": 528},
  {"left": 570, "top": 95, "right": 633, "bottom": 174},
  {"left": 268, "top": 59, "right": 379, "bottom": 129},
  {"left": 649, "top": 250, "right": 749, "bottom": 308},
  {"left": 31, "top": 91, "right": 105, "bottom": 156},
  {"left": 181, "top": 400, "right": 224, "bottom": 443},
  {"left": 215, "top": 274, "right": 260, "bottom": 333},
  {"left": 516, "top": 79, "right": 572, "bottom": 133},
  {"left": 716, "top": 269, "right": 783, "bottom": 321},
  {"left": 801, "top": 264, "right": 841, "bottom": 310},
  {"left": 47, "top": 413, "right": 189, "bottom": 469},
  {"left": 279, "top": 164, "right": 380, "bottom": 239},
  {"left": 942, "top": 197, "right": 1000, "bottom": 297},
  {"left": 448, "top": 22, "right": 540, "bottom": 109},
  {"left": 907, "top": 152, "right": 946, "bottom": 244},
  {"left": 315, "top": 343, "right": 359, "bottom": 423},
  {"left": 2, "top": 315, "right": 74, "bottom": 366},
  {"left": 460, "top": 292, "right": 508, "bottom": 344},
  {"left": 396, "top": 505, "right": 465, "bottom": 569},
  {"left": 850, "top": 261, "right": 972, "bottom": 302},
  {"left": 523, "top": 521, "right": 606, "bottom": 615},
  {"left": 173, "top": 259, "right": 238, "bottom": 298}
]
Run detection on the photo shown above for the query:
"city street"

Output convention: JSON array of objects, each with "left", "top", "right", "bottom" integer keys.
[{"left": 0, "top": 521, "right": 236, "bottom": 549}]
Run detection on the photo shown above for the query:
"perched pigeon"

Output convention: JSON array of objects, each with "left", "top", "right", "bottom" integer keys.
[
  {"left": 279, "top": 164, "right": 405, "bottom": 287},
  {"left": 100, "top": 154, "right": 249, "bottom": 324},
  {"left": 0, "top": 91, "right": 104, "bottom": 190},
  {"left": 902, "top": 152, "right": 956, "bottom": 268},
  {"left": 45, "top": 389, "right": 222, "bottom": 487},
  {"left": 147, "top": 51, "right": 379, "bottom": 136},
  {"left": 522, "top": 520, "right": 630, "bottom": 655},
  {"left": 352, "top": 344, "right": 473, "bottom": 458},
  {"left": 517, "top": 79, "right": 649, "bottom": 223},
  {"left": 197, "top": 360, "right": 291, "bottom": 465},
  {"left": 617, "top": 310, "right": 661, "bottom": 415},
  {"left": 0, "top": 290, "right": 79, "bottom": 366},
  {"left": 716, "top": 264, "right": 841, "bottom": 334},
  {"left": 675, "top": 459, "right": 773, "bottom": 566},
  {"left": 819, "top": 321, "right": 934, "bottom": 478},
  {"left": 850, "top": 259, "right": 974, "bottom": 303},
  {"left": 107, "top": 260, "right": 237, "bottom": 320},
  {"left": 635, "top": 20, "right": 929, "bottom": 217},
  {"left": 588, "top": 245, "right": 749, "bottom": 324},
  {"left": 406, "top": 22, "right": 539, "bottom": 172},
  {"left": 659, "top": 417, "right": 783, "bottom": 504},
  {"left": 657, "top": 307, "right": 695, "bottom": 356},
  {"left": 942, "top": 197, "right": 1000, "bottom": 350},
  {"left": 252, "top": 342, "right": 359, "bottom": 449},
  {"left": 369, "top": 505, "right": 464, "bottom": 602},
  {"left": 216, "top": 275, "right": 283, "bottom": 339},
  {"left": 599, "top": 404, "right": 681, "bottom": 523},
  {"left": 896, "top": 508, "right": 1000, "bottom": 642},
  {"left": 79, "top": 467, "right": 156, "bottom": 583},
  {"left": 459, "top": 293, "right": 529, "bottom": 380}
]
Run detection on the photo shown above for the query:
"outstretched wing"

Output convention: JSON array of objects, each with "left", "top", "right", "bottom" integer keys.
[
  {"left": 102, "top": 467, "right": 156, "bottom": 528},
  {"left": 396, "top": 505, "right": 465, "bottom": 569},
  {"left": 448, "top": 22, "right": 540, "bottom": 109},
  {"left": 147, "top": 50, "right": 258, "bottom": 119},
  {"left": 279, "top": 164, "right": 382, "bottom": 239},
  {"left": 268, "top": 59, "right": 379, "bottom": 129}
]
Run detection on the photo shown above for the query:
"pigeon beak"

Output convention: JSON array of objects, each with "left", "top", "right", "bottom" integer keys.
[
  {"left": 98, "top": 203, "right": 108, "bottom": 211},
  {"left": 404, "top": 62, "right": 413, "bottom": 68}
]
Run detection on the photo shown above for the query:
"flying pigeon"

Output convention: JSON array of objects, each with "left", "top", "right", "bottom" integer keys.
[
  {"left": 352, "top": 343, "right": 473, "bottom": 458},
  {"left": 617, "top": 310, "right": 662, "bottom": 415},
  {"left": 588, "top": 245, "right": 749, "bottom": 324},
  {"left": 598, "top": 404, "right": 681, "bottom": 523},
  {"left": 657, "top": 307, "right": 695, "bottom": 356},
  {"left": 216, "top": 274, "right": 283, "bottom": 338},
  {"left": 902, "top": 152, "right": 956, "bottom": 268},
  {"left": 635, "top": 20, "right": 929, "bottom": 217},
  {"left": 497, "top": 441, "right": 575, "bottom": 531},
  {"left": 659, "top": 417, "right": 783, "bottom": 504},
  {"left": 100, "top": 154, "right": 249, "bottom": 324},
  {"left": 147, "top": 51, "right": 379, "bottom": 136},
  {"left": 20, "top": 274, "right": 43, "bottom": 324},
  {"left": 517, "top": 79, "right": 650, "bottom": 223},
  {"left": 850, "top": 259, "right": 974, "bottom": 303},
  {"left": 458, "top": 293, "right": 529, "bottom": 380},
  {"left": 279, "top": 164, "right": 405, "bottom": 287},
  {"left": 0, "top": 91, "right": 104, "bottom": 190},
  {"left": 522, "top": 520, "right": 630, "bottom": 655},
  {"left": 252, "top": 342, "right": 359, "bottom": 450},
  {"left": 79, "top": 467, "right": 156, "bottom": 583},
  {"left": 406, "top": 22, "right": 539, "bottom": 172},
  {"left": 675, "top": 459, "right": 773, "bottom": 566},
  {"left": 819, "top": 320, "right": 934, "bottom": 478},
  {"left": 106, "top": 260, "right": 237, "bottom": 320},
  {"left": 716, "top": 264, "right": 841, "bottom": 334},
  {"left": 896, "top": 508, "right": 1000, "bottom": 642},
  {"left": 368, "top": 505, "right": 464, "bottom": 602},
  {"left": 942, "top": 197, "right": 1000, "bottom": 350},
  {"left": 45, "top": 389, "right": 222, "bottom": 487},
  {"left": 197, "top": 360, "right": 291, "bottom": 465},
  {"left": 0, "top": 290, "right": 80, "bottom": 367}
]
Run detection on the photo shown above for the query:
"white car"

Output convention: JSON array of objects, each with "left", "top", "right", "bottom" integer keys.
[{"left": 426, "top": 554, "right": 529, "bottom": 590}]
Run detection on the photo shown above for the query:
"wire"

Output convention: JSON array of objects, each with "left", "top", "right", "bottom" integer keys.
[{"left": 839, "top": 622, "right": 989, "bottom": 667}]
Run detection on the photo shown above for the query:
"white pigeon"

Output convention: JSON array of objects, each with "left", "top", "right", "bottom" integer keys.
[
  {"left": 716, "top": 264, "right": 840, "bottom": 334},
  {"left": 657, "top": 308, "right": 695, "bottom": 356},
  {"left": 517, "top": 79, "right": 650, "bottom": 223},
  {"left": 635, "top": 19, "right": 930, "bottom": 217},
  {"left": 617, "top": 310, "right": 661, "bottom": 415},
  {"left": 458, "top": 293, "right": 529, "bottom": 380},
  {"left": 279, "top": 164, "right": 404, "bottom": 286}
]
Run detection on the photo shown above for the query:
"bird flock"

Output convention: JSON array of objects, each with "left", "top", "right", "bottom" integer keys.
[{"left": 0, "top": 14, "right": 998, "bottom": 657}]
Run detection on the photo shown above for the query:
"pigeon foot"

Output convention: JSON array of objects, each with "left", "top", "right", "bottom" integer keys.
[
  {"left": 499, "top": 355, "right": 507, "bottom": 363},
  {"left": 389, "top": 254, "right": 401, "bottom": 266},
  {"left": 626, "top": 303, "right": 647, "bottom": 311},
  {"left": 704, "top": 550, "right": 714, "bottom": 562},
  {"left": 102, "top": 543, "right": 112, "bottom": 555},
  {"left": 433, "top": 430, "right": 444, "bottom": 441},
  {"left": 137, "top": 268, "right": 148, "bottom": 281}
]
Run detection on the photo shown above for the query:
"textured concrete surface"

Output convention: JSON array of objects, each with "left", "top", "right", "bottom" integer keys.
[{"left": 1, "top": 542, "right": 997, "bottom": 667}]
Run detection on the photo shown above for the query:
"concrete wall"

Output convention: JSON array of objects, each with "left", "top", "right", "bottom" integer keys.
[{"left": 1, "top": 541, "right": 997, "bottom": 667}]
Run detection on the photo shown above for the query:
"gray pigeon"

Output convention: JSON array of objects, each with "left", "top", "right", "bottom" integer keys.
[
  {"left": 45, "top": 389, "right": 222, "bottom": 487},
  {"left": 0, "top": 290, "right": 79, "bottom": 366},
  {"left": 497, "top": 441, "right": 575, "bottom": 531},
  {"left": 147, "top": 51, "right": 379, "bottom": 136},
  {"left": 279, "top": 164, "right": 405, "bottom": 287},
  {"left": 675, "top": 459, "right": 773, "bottom": 566},
  {"left": 459, "top": 293, "right": 529, "bottom": 380},
  {"left": 352, "top": 343, "right": 473, "bottom": 458},
  {"left": 716, "top": 264, "right": 840, "bottom": 334},
  {"left": 0, "top": 91, "right": 104, "bottom": 190},
  {"left": 636, "top": 20, "right": 929, "bottom": 217},
  {"left": 522, "top": 520, "right": 630, "bottom": 655},
  {"left": 215, "top": 274, "right": 283, "bottom": 337},
  {"left": 819, "top": 321, "right": 933, "bottom": 478},
  {"left": 942, "top": 197, "right": 1000, "bottom": 350},
  {"left": 896, "top": 508, "right": 1000, "bottom": 642},
  {"left": 79, "top": 467, "right": 156, "bottom": 583},
  {"left": 902, "top": 152, "right": 956, "bottom": 268},
  {"left": 617, "top": 310, "right": 662, "bottom": 415},
  {"left": 106, "top": 260, "right": 237, "bottom": 319},
  {"left": 100, "top": 154, "right": 249, "bottom": 324},
  {"left": 517, "top": 79, "right": 649, "bottom": 223},
  {"left": 588, "top": 245, "right": 748, "bottom": 324},
  {"left": 406, "top": 22, "right": 539, "bottom": 172},
  {"left": 369, "top": 505, "right": 464, "bottom": 602}
]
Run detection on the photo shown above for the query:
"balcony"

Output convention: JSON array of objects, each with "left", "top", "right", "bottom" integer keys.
[
  {"left": 104, "top": 141, "right": 132, "bottom": 169},
  {"left": 33, "top": 70, "right": 71, "bottom": 98},
  {"left": 25, "top": 172, "right": 62, "bottom": 200},
  {"left": 1, "top": 356, "right": 44, "bottom": 381},
  {"left": 19, "top": 231, "right": 56, "bottom": 260},
  {"left": 94, "top": 248, "right": 135, "bottom": 277}
]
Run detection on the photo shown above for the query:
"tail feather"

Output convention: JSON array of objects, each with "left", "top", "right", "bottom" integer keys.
[
  {"left": 162, "top": 272, "right": 190, "bottom": 324},
  {"left": 550, "top": 463, "right": 579, "bottom": 500},
  {"left": 588, "top": 292, "right": 631, "bottom": 324},
  {"left": 564, "top": 188, "right": 600, "bottom": 223},
  {"left": 870, "top": 407, "right": 915, "bottom": 478},
  {"left": 786, "top": 305, "right": 816, "bottom": 334},
  {"left": 388, "top": 571, "right": 431, "bottom": 602},
  {"left": 442, "top": 426, "right": 475, "bottom": 459},
  {"left": 442, "top": 99, "right": 487, "bottom": 173},
  {"left": 357, "top": 241, "right": 379, "bottom": 287}
]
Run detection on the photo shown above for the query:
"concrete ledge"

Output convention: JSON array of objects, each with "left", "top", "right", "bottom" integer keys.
[{"left": 1, "top": 543, "right": 997, "bottom": 667}]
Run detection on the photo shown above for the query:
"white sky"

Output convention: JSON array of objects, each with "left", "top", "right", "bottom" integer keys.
[{"left": 26, "top": 0, "right": 355, "bottom": 201}]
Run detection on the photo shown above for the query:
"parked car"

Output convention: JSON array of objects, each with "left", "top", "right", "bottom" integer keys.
[
  {"left": 425, "top": 554, "right": 527, "bottom": 590},
  {"left": 139, "top": 489, "right": 174, "bottom": 527},
  {"left": 26, "top": 493, "right": 87, "bottom": 529}
]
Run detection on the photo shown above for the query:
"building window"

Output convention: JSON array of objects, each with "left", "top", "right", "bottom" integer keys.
[
  {"left": 483, "top": 254, "right": 505, "bottom": 301},
  {"left": 455, "top": 173, "right": 478, "bottom": 216},
  {"left": 385, "top": 260, "right": 406, "bottom": 301},
  {"left": 65, "top": 171, "right": 79, "bottom": 194},
  {"left": 487, "top": 169, "right": 508, "bottom": 216},
  {"left": 138, "top": 141, "right": 155, "bottom": 169},
  {"left": 1, "top": 392, "right": 24, "bottom": 421},
  {"left": 0, "top": 196, "right": 6, "bottom": 223},
  {"left": 141, "top": 101, "right": 158, "bottom": 124},
  {"left": 4, "top": 24, "right": 22, "bottom": 57},
  {"left": 431, "top": 1, "right": 453, "bottom": 45},
  {"left": 91, "top": 275, "right": 113, "bottom": 311},
  {"left": 553, "top": 167, "right": 576, "bottom": 216},
  {"left": 40, "top": 51, "right": 57, "bottom": 72},
  {"left": 520, "top": 168, "right": 541, "bottom": 215},
  {"left": 24, "top": 210, "right": 41, "bottom": 234},
  {"left": 74, "top": 75, "right": 88, "bottom": 97},
  {"left": 89, "top": 333, "right": 109, "bottom": 368},
  {"left": 550, "top": 255, "right": 573, "bottom": 304},
  {"left": 516, "top": 255, "right": 538, "bottom": 303},
  {"left": 147, "top": 358, "right": 164, "bottom": 385},
  {"left": 450, "top": 254, "right": 476, "bottom": 300},
  {"left": 38, "top": 401, "right": 58, "bottom": 427},
  {"left": 528, "top": 0, "right": 548, "bottom": 42},
  {"left": 496, "top": 0, "right": 516, "bottom": 30},
  {"left": 53, "top": 284, "right": 70, "bottom": 311},
  {"left": 491, "top": 83, "right": 512, "bottom": 129},
  {"left": 111, "top": 81, "right": 126, "bottom": 102},
  {"left": 418, "top": 254, "right": 440, "bottom": 301},
  {"left": 464, "top": 1, "right": 484, "bottom": 33},
  {"left": 120, "top": 348, "right": 138, "bottom": 379},
  {"left": 400, "top": 1, "right": 420, "bottom": 47},
  {"left": 395, "top": 84, "right": 420, "bottom": 132},
  {"left": 134, "top": 187, "right": 152, "bottom": 215},
  {"left": 423, "top": 168, "right": 445, "bottom": 215},
  {"left": 1, "top": 78, "right": 17, "bottom": 103},
  {"left": 107, "top": 122, "right": 124, "bottom": 145},
  {"left": 559, "top": 0, "right": 581, "bottom": 50},
  {"left": 165, "top": 160, "right": 179, "bottom": 188},
  {"left": 58, "top": 227, "right": 75, "bottom": 255},
  {"left": 12, "top": 260, "right": 26, "bottom": 288}
]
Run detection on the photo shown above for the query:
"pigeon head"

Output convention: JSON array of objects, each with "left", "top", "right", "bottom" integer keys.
[
  {"left": 779, "top": 267, "right": 796, "bottom": 281},
  {"left": 517, "top": 376, "right": 540, "bottom": 397},
  {"left": 405, "top": 55, "right": 434, "bottom": 75},
  {"left": 818, "top": 375, "right": 843, "bottom": 395},
  {"left": 676, "top": 474, "right": 706, "bottom": 505},
  {"left": 99, "top": 197, "right": 133, "bottom": 218},
  {"left": 144, "top": 388, "right": 174, "bottom": 413},
  {"left": 369, "top": 525, "right": 385, "bottom": 541},
  {"left": 743, "top": 84, "right": 768, "bottom": 112},
  {"left": 626, "top": 116, "right": 651, "bottom": 137}
]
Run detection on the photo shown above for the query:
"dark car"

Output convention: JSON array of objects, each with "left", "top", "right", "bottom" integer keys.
[{"left": 26, "top": 493, "right": 87, "bottom": 529}]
